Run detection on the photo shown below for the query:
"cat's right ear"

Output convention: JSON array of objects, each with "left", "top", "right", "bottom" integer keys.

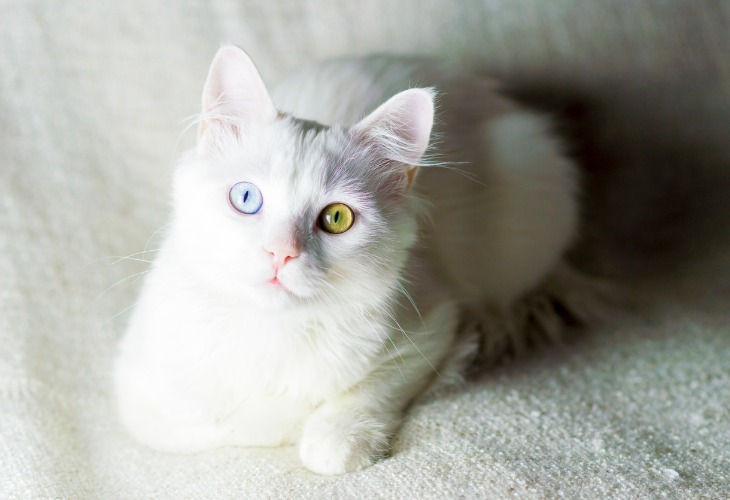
[{"left": 198, "top": 45, "right": 277, "bottom": 150}]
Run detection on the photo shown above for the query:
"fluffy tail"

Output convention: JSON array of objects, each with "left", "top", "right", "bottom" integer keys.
[{"left": 460, "top": 262, "right": 633, "bottom": 367}]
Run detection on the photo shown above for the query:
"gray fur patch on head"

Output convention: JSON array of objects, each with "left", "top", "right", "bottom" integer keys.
[{"left": 266, "top": 115, "right": 420, "bottom": 303}]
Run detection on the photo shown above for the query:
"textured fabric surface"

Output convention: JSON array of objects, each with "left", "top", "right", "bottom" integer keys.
[{"left": 1, "top": 1, "right": 729, "bottom": 498}]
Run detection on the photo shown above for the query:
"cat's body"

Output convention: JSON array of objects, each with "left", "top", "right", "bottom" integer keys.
[{"left": 115, "top": 47, "right": 581, "bottom": 474}]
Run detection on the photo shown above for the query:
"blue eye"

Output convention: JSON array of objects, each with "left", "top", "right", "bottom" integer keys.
[{"left": 229, "top": 181, "right": 263, "bottom": 214}]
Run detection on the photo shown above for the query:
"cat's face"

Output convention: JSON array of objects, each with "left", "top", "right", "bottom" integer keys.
[{"left": 168, "top": 46, "right": 433, "bottom": 311}]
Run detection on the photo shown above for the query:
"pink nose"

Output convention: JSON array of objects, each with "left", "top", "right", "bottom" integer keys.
[{"left": 264, "top": 242, "right": 300, "bottom": 271}]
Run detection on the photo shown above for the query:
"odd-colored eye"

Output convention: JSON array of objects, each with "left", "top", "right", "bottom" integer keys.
[
  {"left": 318, "top": 203, "right": 354, "bottom": 234},
  {"left": 229, "top": 181, "right": 263, "bottom": 214}
]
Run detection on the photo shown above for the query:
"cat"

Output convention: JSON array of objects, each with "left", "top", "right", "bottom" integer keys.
[{"left": 114, "top": 45, "right": 604, "bottom": 475}]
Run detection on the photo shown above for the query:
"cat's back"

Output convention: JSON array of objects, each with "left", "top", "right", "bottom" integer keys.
[{"left": 271, "top": 55, "right": 433, "bottom": 125}]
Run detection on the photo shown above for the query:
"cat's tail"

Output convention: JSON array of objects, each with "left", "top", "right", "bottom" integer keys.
[
  {"left": 477, "top": 262, "right": 634, "bottom": 365},
  {"left": 434, "top": 262, "right": 636, "bottom": 382}
]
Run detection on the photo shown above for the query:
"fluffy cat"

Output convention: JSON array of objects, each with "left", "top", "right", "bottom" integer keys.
[{"left": 115, "top": 45, "right": 593, "bottom": 475}]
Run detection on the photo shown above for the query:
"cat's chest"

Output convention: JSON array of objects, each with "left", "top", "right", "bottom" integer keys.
[{"left": 158, "top": 302, "right": 379, "bottom": 405}]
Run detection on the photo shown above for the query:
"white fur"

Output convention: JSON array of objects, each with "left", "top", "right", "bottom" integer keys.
[{"left": 115, "top": 47, "right": 579, "bottom": 474}]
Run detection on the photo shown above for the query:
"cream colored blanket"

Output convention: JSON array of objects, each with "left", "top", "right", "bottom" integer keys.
[{"left": 2, "top": 1, "right": 728, "bottom": 497}]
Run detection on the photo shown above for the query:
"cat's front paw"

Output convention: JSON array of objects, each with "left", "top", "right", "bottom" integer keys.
[{"left": 299, "top": 406, "right": 392, "bottom": 475}]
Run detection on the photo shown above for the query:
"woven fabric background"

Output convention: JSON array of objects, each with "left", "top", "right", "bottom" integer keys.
[{"left": 1, "top": 1, "right": 728, "bottom": 498}]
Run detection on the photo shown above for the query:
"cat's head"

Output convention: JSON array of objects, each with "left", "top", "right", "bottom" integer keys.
[{"left": 169, "top": 46, "right": 434, "bottom": 312}]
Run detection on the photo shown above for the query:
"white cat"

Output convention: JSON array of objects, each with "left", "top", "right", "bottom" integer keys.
[{"left": 115, "top": 45, "right": 585, "bottom": 475}]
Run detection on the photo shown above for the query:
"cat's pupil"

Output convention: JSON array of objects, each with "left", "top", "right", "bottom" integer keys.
[
  {"left": 334, "top": 211, "right": 340, "bottom": 223},
  {"left": 243, "top": 191, "right": 249, "bottom": 203}
]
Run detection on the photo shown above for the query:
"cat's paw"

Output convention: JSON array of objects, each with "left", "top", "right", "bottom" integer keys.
[{"left": 299, "top": 406, "right": 391, "bottom": 475}]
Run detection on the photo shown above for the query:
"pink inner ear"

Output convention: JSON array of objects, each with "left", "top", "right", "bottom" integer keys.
[
  {"left": 392, "top": 89, "right": 435, "bottom": 160},
  {"left": 351, "top": 88, "right": 435, "bottom": 166},
  {"left": 199, "top": 45, "right": 277, "bottom": 141}
]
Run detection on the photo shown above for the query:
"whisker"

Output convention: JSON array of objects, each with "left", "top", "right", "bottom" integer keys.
[
  {"left": 320, "top": 268, "right": 438, "bottom": 376},
  {"left": 378, "top": 328, "right": 406, "bottom": 382},
  {"left": 309, "top": 274, "right": 409, "bottom": 375},
  {"left": 144, "top": 223, "right": 171, "bottom": 255},
  {"left": 88, "top": 269, "right": 150, "bottom": 311},
  {"left": 170, "top": 112, "right": 203, "bottom": 164},
  {"left": 78, "top": 249, "right": 155, "bottom": 270},
  {"left": 380, "top": 305, "right": 440, "bottom": 377},
  {"left": 395, "top": 280, "right": 425, "bottom": 328},
  {"left": 99, "top": 300, "right": 140, "bottom": 326},
  {"left": 110, "top": 255, "right": 156, "bottom": 266},
  {"left": 78, "top": 255, "right": 117, "bottom": 270},
  {"left": 109, "top": 248, "right": 160, "bottom": 266}
]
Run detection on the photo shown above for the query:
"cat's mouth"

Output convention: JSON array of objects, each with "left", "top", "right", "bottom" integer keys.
[
  {"left": 267, "top": 276, "right": 294, "bottom": 295},
  {"left": 262, "top": 273, "right": 316, "bottom": 304}
]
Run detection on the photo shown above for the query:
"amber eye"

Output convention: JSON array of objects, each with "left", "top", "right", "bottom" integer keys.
[{"left": 318, "top": 203, "right": 354, "bottom": 234}]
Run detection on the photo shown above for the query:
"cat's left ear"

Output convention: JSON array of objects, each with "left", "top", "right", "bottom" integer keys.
[
  {"left": 351, "top": 88, "right": 434, "bottom": 191},
  {"left": 198, "top": 45, "right": 277, "bottom": 148}
]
